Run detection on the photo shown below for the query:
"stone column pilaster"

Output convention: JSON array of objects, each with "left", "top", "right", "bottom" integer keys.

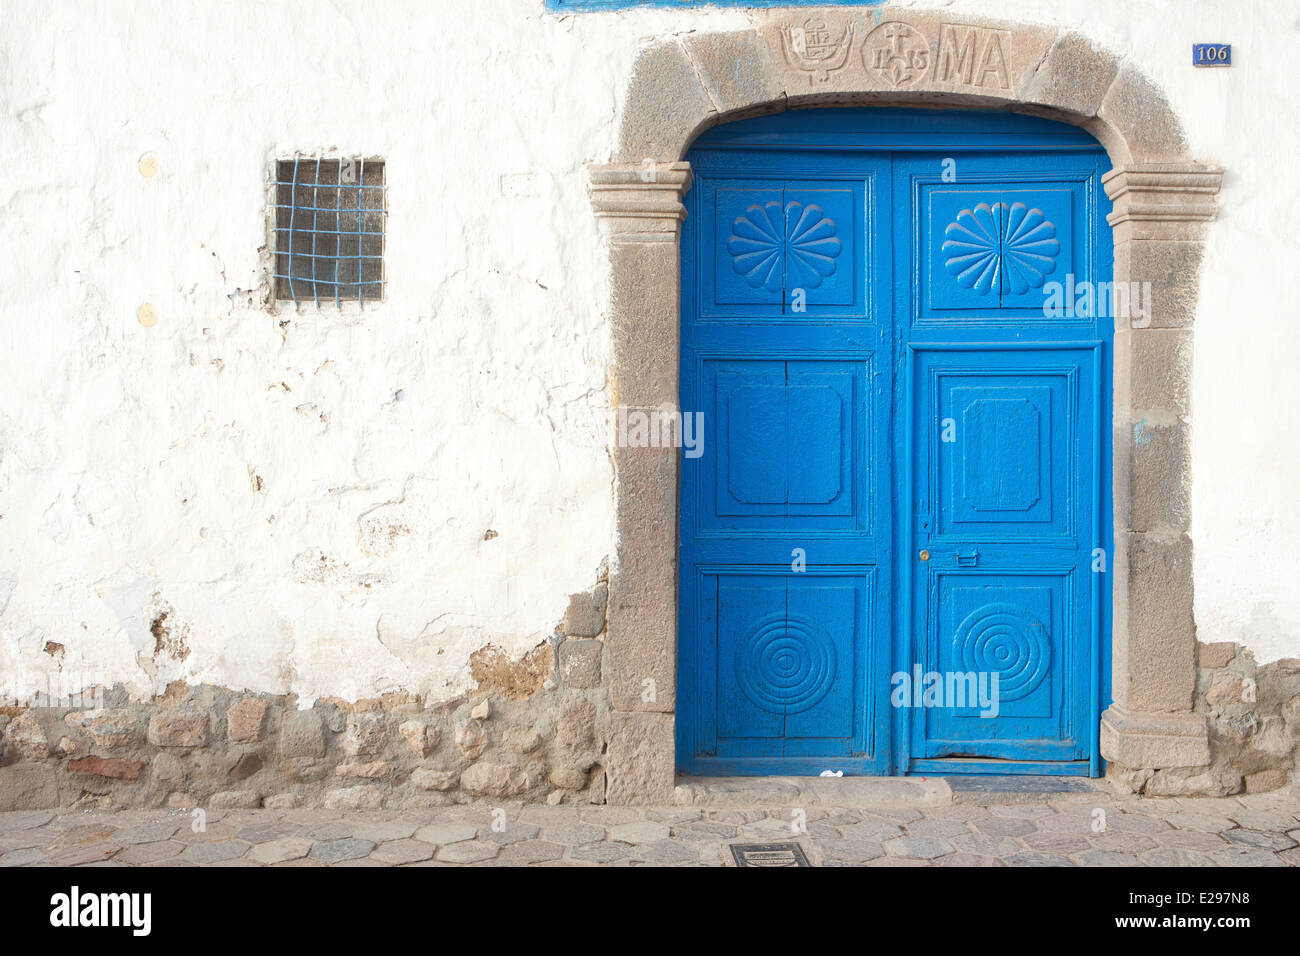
[
  {"left": 1100, "top": 164, "right": 1222, "bottom": 769},
  {"left": 589, "top": 162, "right": 693, "bottom": 804}
]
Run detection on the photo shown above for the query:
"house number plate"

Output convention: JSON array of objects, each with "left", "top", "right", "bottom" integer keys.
[{"left": 1192, "top": 43, "right": 1231, "bottom": 67}]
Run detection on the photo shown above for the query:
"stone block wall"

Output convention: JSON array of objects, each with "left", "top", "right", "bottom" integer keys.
[
  {"left": 1109, "top": 643, "right": 1300, "bottom": 797},
  {"left": 0, "top": 582, "right": 612, "bottom": 812}
]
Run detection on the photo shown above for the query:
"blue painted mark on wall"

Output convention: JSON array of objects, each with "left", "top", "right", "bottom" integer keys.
[{"left": 548, "top": 0, "right": 886, "bottom": 10}]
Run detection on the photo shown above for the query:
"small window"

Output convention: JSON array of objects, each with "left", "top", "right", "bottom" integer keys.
[{"left": 274, "top": 157, "right": 385, "bottom": 305}]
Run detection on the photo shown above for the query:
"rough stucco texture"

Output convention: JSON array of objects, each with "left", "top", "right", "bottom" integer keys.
[{"left": 0, "top": 0, "right": 1296, "bottom": 710}]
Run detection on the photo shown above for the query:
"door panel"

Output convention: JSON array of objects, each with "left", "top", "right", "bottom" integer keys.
[
  {"left": 909, "top": 345, "right": 1099, "bottom": 764},
  {"left": 680, "top": 152, "right": 891, "bottom": 775}
]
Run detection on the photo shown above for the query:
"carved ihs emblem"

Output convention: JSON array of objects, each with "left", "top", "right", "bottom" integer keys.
[
  {"left": 783, "top": 17, "right": 854, "bottom": 85},
  {"left": 862, "top": 21, "right": 930, "bottom": 88}
]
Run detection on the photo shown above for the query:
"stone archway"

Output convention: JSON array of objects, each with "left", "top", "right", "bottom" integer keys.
[{"left": 588, "top": 10, "right": 1221, "bottom": 804}]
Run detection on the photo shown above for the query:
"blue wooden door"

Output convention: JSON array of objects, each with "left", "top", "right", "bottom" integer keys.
[
  {"left": 678, "top": 153, "right": 893, "bottom": 775},
  {"left": 678, "top": 111, "right": 1111, "bottom": 777}
]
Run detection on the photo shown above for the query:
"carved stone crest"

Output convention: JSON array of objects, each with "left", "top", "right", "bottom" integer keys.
[
  {"left": 862, "top": 21, "right": 930, "bottom": 88},
  {"left": 781, "top": 17, "right": 855, "bottom": 85}
]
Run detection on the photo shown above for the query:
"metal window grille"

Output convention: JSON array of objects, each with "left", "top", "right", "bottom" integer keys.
[{"left": 274, "top": 157, "right": 386, "bottom": 305}]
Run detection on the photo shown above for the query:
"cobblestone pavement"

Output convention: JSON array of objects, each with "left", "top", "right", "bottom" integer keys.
[{"left": 1, "top": 791, "right": 1298, "bottom": 867}]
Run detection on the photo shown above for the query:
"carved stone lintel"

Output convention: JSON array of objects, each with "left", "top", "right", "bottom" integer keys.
[
  {"left": 588, "top": 162, "right": 694, "bottom": 243},
  {"left": 1103, "top": 164, "right": 1223, "bottom": 240}
]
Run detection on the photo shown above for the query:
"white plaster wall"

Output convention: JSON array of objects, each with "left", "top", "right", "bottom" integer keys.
[{"left": 0, "top": 0, "right": 1295, "bottom": 707}]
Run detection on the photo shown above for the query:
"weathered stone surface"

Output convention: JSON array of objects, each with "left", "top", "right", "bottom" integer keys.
[
  {"left": 1244, "top": 769, "right": 1288, "bottom": 793},
  {"left": 226, "top": 699, "right": 271, "bottom": 743},
  {"left": 209, "top": 790, "right": 260, "bottom": 809},
  {"left": 1206, "top": 670, "right": 1245, "bottom": 709},
  {"left": 0, "top": 766, "right": 58, "bottom": 811},
  {"left": 335, "top": 760, "right": 391, "bottom": 779},
  {"left": 1128, "top": 421, "right": 1190, "bottom": 534},
  {"left": 498, "top": 839, "right": 566, "bottom": 864},
  {"left": 681, "top": 28, "right": 786, "bottom": 116},
  {"left": 821, "top": 839, "right": 885, "bottom": 864},
  {"left": 437, "top": 840, "right": 499, "bottom": 863},
  {"left": 1017, "top": 31, "right": 1119, "bottom": 117},
  {"left": 1097, "top": 63, "right": 1188, "bottom": 163},
  {"left": 3, "top": 715, "right": 49, "bottom": 761},
  {"left": 608, "top": 440, "right": 677, "bottom": 713},
  {"left": 556, "top": 698, "right": 597, "bottom": 753},
  {"left": 615, "top": 40, "right": 716, "bottom": 164},
  {"left": 1113, "top": 240, "right": 1205, "bottom": 329},
  {"left": 1111, "top": 535, "right": 1197, "bottom": 713},
  {"left": 65, "top": 709, "right": 138, "bottom": 750},
  {"left": 609, "top": 244, "right": 682, "bottom": 407},
  {"left": 1197, "top": 642, "right": 1237, "bottom": 669},
  {"left": 251, "top": 837, "right": 313, "bottom": 864},
  {"left": 310, "top": 837, "right": 375, "bottom": 862},
  {"left": 454, "top": 720, "right": 488, "bottom": 759},
  {"left": 564, "top": 584, "right": 607, "bottom": 638},
  {"left": 606, "top": 712, "right": 674, "bottom": 805},
  {"left": 147, "top": 708, "right": 210, "bottom": 748},
  {"left": 1147, "top": 768, "right": 1243, "bottom": 798},
  {"left": 470, "top": 699, "right": 491, "bottom": 721},
  {"left": 181, "top": 840, "right": 249, "bottom": 864},
  {"left": 609, "top": 820, "right": 670, "bottom": 844},
  {"left": 549, "top": 762, "right": 589, "bottom": 791},
  {"left": 147, "top": 752, "right": 184, "bottom": 789},
  {"left": 343, "top": 712, "right": 387, "bottom": 757},
  {"left": 885, "top": 836, "right": 956, "bottom": 860},
  {"left": 68, "top": 756, "right": 145, "bottom": 781},
  {"left": 371, "top": 839, "right": 435, "bottom": 864},
  {"left": 504, "top": 726, "right": 542, "bottom": 754},
  {"left": 229, "top": 752, "right": 263, "bottom": 781},
  {"left": 414, "top": 823, "right": 477, "bottom": 845},
  {"left": 558, "top": 639, "right": 603, "bottom": 689},
  {"left": 411, "top": 768, "right": 460, "bottom": 792},
  {"left": 398, "top": 719, "right": 439, "bottom": 757},
  {"left": 1283, "top": 694, "right": 1300, "bottom": 731},
  {"left": 280, "top": 709, "right": 326, "bottom": 759},
  {"left": 322, "top": 786, "right": 385, "bottom": 810},
  {"left": 460, "top": 762, "right": 529, "bottom": 797}
]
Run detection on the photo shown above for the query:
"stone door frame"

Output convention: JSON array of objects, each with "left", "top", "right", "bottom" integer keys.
[{"left": 588, "top": 11, "right": 1222, "bottom": 804}]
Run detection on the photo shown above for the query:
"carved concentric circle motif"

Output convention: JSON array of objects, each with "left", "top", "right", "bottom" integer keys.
[
  {"left": 728, "top": 201, "right": 841, "bottom": 292},
  {"left": 735, "top": 612, "right": 837, "bottom": 714},
  {"left": 954, "top": 602, "right": 1051, "bottom": 701},
  {"left": 942, "top": 201, "right": 1060, "bottom": 295}
]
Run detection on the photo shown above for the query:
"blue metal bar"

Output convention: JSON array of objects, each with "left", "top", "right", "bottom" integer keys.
[
  {"left": 358, "top": 158, "right": 365, "bottom": 306},
  {"left": 272, "top": 182, "right": 383, "bottom": 191},
  {"left": 287, "top": 157, "right": 299, "bottom": 305},
  {"left": 273, "top": 274, "right": 385, "bottom": 286},
  {"left": 310, "top": 157, "right": 320, "bottom": 308},
  {"left": 274, "top": 225, "right": 384, "bottom": 237},
  {"left": 276, "top": 251, "right": 383, "bottom": 261}
]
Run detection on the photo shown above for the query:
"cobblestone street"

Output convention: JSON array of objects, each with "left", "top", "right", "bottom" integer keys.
[{"left": 2, "top": 788, "right": 1297, "bottom": 867}]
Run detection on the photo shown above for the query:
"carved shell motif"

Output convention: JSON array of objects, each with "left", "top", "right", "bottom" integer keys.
[
  {"left": 942, "top": 202, "right": 1060, "bottom": 295},
  {"left": 728, "top": 201, "right": 842, "bottom": 293}
]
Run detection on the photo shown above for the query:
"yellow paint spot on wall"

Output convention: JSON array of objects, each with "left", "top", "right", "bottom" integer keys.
[
  {"left": 137, "top": 304, "right": 158, "bottom": 327},
  {"left": 138, "top": 154, "right": 159, "bottom": 178}
]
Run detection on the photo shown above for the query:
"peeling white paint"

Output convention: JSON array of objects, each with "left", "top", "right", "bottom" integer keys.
[{"left": 0, "top": 0, "right": 1295, "bottom": 708}]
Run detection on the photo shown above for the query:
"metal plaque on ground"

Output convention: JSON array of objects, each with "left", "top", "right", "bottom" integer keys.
[{"left": 729, "top": 842, "right": 812, "bottom": 867}]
